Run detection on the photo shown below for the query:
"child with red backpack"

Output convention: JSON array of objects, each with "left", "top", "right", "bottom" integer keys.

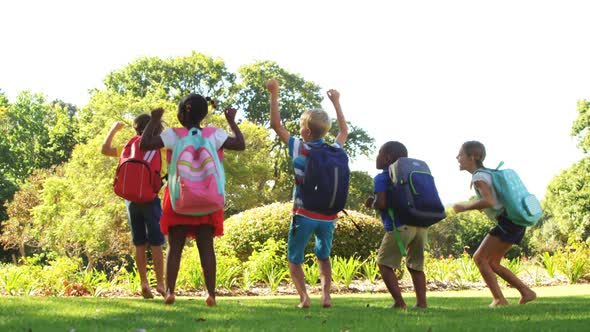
[
  {"left": 101, "top": 114, "right": 166, "bottom": 299},
  {"left": 265, "top": 79, "right": 349, "bottom": 309},
  {"left": 140, "top": 95, "right": 245, "bottom": 306}
]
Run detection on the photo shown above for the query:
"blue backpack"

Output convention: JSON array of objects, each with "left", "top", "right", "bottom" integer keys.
[
  {"left": 474, "top": 163, "right": 542, "bottom": 227},
  {"left": 301, "top": 143, "right": 350, "bottom": 215},
  {"left": 388, "top": 157, "right": 446, "bottom": 227}
]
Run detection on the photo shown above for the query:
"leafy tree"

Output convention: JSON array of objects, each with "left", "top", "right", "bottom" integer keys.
[
  {"left": 2, "top": 91, "right": 80, "bottom": 183},
  {"left": 0, "top": 90, "right": 17, "bottom": 222},
  {"left": 347, "top": 171, "right": 374, "bottom": 215},
  {"left": 233, "top": 61, "right": 375, "bottom": 200},
  {"left": 103, "top": 52, "right": 236, "bottom": 101},
  {"left": 531, "top": 157, "right": 590, "bottom": 253},
  {"left": 32, "top": 137, "right": 130, "bottom": 270},
  {"left": 571, "top": 99, "right": 590, "bottom": 153},
  {"left": 0, "top": 169, "right": 51, "bottom": 258},
  {"left": 206, "top": 113, "right": 275, "bottom": 215}
]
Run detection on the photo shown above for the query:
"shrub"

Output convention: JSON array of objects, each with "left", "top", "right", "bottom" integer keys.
[
  {"left": 553, "top": 241, "right": 590, "bottom": 284},
  {"left": 223, "top": 202, "right": 384, "bottom": 261}
]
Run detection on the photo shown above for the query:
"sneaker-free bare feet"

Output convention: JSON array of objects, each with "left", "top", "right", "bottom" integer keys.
[
  {"left": 297, "top": 296, "right": 311, "bottom": 309},
  {"left": 156, "top": 286, "right": 166, "bottom": 298},
  {"left": 489, "top": 299, "right": 509, "bottom": 307},
  {"left": 141, "top": 285, "right": 154, "bottom": 299},
  {"left": 321, "top": 294, "right": 332, "bottom": 308},
  {"left": 519, "top": 290, "right": 537, "bottom": 304},
  {"left": 206, "top": 295, "right": 216, "bottom": 307},
  {"left": 164, "top": 291, "right": 175, "bottom": 305},
  {"left": 390, "top": 303, "right": 407, "bottom": 310}
]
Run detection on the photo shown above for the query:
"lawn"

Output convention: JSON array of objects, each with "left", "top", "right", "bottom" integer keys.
[{"left": 1, "top": 285, "right": 588, "bottom": 332}]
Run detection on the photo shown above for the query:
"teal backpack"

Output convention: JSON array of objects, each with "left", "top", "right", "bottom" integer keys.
[{"left": 474, "top": 162, "right": 542, "bottom": 227}]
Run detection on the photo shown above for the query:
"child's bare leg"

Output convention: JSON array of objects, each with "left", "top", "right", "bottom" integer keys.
[
  {"left": 195, "top": 224, "right": 216, "bottom": 306},
  {"left": 135, "top": 244, "right": 153, "bottom": 299},
  {"left": 150, "top": 245, "right": 166, "bottom": 297},
  {"left": 486, "top": 238, "right": 536, "bottom": 305},
  {"left": 474, "top": 235, "right": 509, "bottom": 307},
  {"left": 318, "top": 258, "right": 332, "bottom": 308},
  {"left": 288, "top": 261, "right": 310, "bottom": 308},
  {"left": 408, "top": 267, "right": 427, "bottom": 308},
  {"left": 165, "top": 226, "right": 188, "bottom": 304},
  {"left": 379, "top": 264, "right": 406, "bottom": 309}
]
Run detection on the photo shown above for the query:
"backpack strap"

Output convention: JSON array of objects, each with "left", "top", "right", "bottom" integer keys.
[
  {"left": 341, "top": 210, "right": 362, "bottom": 233},
  {"left": 387, "top": 209, "right": 407, "bottom": 257},
  {"left": 169, "top": 127, "right": 224, "bottom": 162}
]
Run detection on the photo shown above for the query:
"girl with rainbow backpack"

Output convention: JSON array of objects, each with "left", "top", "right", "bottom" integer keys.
[{"left": 140, "top": 95, "right": 245, "bottom": 305}]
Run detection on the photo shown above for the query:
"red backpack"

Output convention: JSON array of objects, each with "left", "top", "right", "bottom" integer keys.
[{"left": 113, "top": 136, "right": 163, "bottom": 203}]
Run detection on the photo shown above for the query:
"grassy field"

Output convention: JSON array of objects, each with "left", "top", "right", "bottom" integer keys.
[{"left": 1, "top": 285, "right": 589, "bottom": 331}]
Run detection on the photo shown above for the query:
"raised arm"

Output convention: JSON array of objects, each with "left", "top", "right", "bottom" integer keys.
[
  {"left": 453, "top": 181, "right": 496, "bottom": 213},
  {"left": 222, "top": 108, "right": 246, "bottom": 151},
  {"left": 265, "top": 79, "right": 290, "bottom": 145},
  {"left": 101, "top": 122, "right": 125, "bottom": 157},
  {"left": 327, "top": 89, "right": 348, "bottom": 147},
  {"left": 139, "top": 108, "right": 165, "bottom": 151}
]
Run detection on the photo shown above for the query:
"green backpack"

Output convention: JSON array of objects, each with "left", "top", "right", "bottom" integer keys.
[{"left": 474, "top": 162, "right": 542, "bottom": 227}]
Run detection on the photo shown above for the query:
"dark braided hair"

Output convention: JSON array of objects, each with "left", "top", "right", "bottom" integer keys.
[{"left": 177, "top": 94, "right": 210, "bottom": 129}]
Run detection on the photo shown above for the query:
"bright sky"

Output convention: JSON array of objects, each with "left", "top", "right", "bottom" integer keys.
[{"left": 1, "top": 0, "right": 588, "bottom": 205}]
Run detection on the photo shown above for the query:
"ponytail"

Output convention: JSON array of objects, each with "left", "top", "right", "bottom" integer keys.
[{"left": 462, "top": 140, "right": 486, "bottom": 169}]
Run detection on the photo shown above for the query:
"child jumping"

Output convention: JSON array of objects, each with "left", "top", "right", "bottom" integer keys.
[
  {"left": 365, "top": 141, "right": 428, "bottom": 309},
  {"left": 265, "top": 78, "right": 348, "bottom": 308},
  {"left": 453, "top": 140, "right": 536, "bottom": 307},
  {"left": 101, "top": 115, "right": 166, "bottom": 299},
  {"left": 140, "top": 95, "right": 245, "bottom": 305}
]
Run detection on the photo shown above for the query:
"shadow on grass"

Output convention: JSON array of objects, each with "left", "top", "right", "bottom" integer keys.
[{"left": 1, "top": 287, "right": 589, "bottom": 331}]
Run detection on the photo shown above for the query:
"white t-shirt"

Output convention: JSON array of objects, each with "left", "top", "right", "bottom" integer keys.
[
  {"left": 160, "top": 127, "right": 229, "bottom": 150},
  {"left": 471, "top": 172, "right": 504, "bottom": 217}
]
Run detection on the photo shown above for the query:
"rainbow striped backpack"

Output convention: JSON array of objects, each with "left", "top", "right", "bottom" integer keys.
[{"left": 168, "top": 127, "right": 225, "bottom": 216}]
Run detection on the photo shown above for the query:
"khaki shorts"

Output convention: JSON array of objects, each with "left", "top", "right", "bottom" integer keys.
[{"left": 377, "top": 225, "right": 428, "bottom": 271}]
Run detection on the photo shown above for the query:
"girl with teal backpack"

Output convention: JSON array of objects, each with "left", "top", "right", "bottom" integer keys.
[
  {"left": 140, "top": 95, "right": 245, "bottom": 306},
  {"left": 453, "top": 141, "right": 537, "bottom": 308}
]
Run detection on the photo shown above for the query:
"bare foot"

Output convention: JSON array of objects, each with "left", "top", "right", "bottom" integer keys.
[
  {"left": 206, "top": 295, "right": 216, "bottom": 307},
  {"left": 141, "top": 285, "right": 154, "bottom": 299},
  {"left": 321, "top": 294, "right": 332, "bottom": 308},
  {"left": 413, "top": 304, "right": 427, "bottom": 310},
  {"left": 390, "top": 303, "right": 407, "bottom": 310},
  {"left": 164, "top": 291, "right": 175, "bottom": 305},
  {"left": 489, "top": 299, "right": 509, "bottom": 307},
  {"left": 297, "top": 296, "right": 311, "bottom": 309},
  {"left": 519, "top": 290, "right": 537, "bottom": 304},
  {"left": 156, "top": 286, "right": 166, "bottom": 298}
]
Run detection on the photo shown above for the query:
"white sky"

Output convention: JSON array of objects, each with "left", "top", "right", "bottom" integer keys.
[{"left": 1, "top": 0, "right": 588, "bottom": 205}]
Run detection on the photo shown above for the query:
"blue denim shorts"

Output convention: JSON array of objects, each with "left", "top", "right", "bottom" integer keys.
[
  {"left": 287, "top": 215, "right": 335, "bottom": 264},
  {"left": 125, "top": 197, "right": 165, "bottom": 246}
]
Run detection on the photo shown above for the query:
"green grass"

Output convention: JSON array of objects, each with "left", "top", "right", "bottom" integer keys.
[{"left": 1, "top": 285, "right": 589, "bottom": 331}]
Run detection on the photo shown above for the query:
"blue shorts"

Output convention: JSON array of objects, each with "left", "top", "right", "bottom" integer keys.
[
  {"left": 125, "top": 197, "right": 165, "bottom": 246},
  {"left": 287, "top": 215, "right": 335, "bottom": 264}
]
